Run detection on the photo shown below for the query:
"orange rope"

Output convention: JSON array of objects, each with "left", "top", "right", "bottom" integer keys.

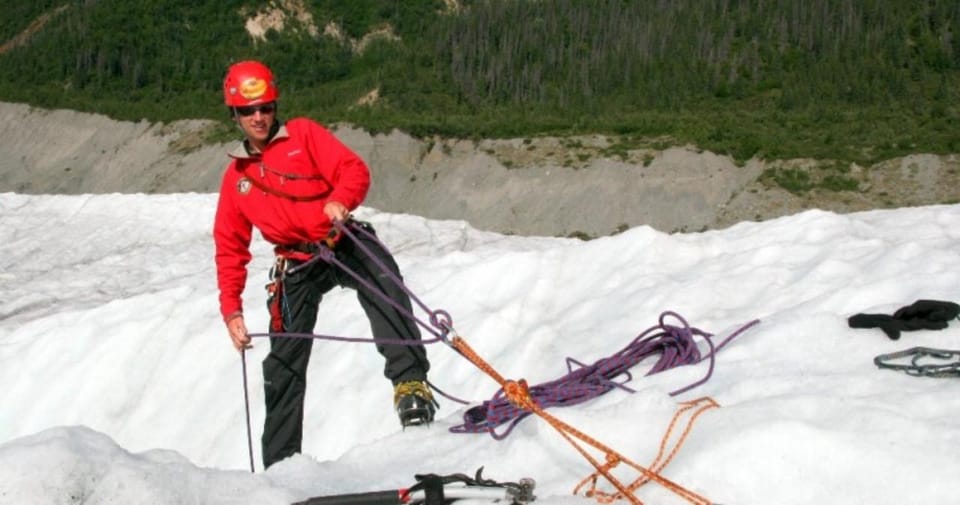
[
  {"left": 574, "top": 397, "right": 718, "bottom": 503},
  {"left": 451, "top": 335, "right": 715, "bottom": 505}
]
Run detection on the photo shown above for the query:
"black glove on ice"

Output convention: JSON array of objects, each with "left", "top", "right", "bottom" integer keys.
[{"left": 848, "top": 299, "right": 960, "bottom": 340}]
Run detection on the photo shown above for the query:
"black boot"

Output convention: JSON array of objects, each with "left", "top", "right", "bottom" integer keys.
[{"left": 394, "top": 380, "right": 437, "bottom": 427}]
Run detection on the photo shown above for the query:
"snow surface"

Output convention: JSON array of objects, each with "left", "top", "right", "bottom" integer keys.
[{"left": 1, "top": 192, "right": 959, "bottom": 504}]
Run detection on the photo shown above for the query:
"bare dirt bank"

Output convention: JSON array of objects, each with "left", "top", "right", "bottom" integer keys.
[{"left": 1, "top": 102, "right": 956, "bottom": 237}]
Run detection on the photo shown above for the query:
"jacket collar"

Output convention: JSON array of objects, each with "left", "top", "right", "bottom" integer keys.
[{"left": 228, "top": 122, "right": 289, "bottom": 159}]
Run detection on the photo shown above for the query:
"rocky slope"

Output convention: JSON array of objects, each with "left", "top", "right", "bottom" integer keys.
[{"left": 0, "top": 101, "right": 956, "bottom": 238}]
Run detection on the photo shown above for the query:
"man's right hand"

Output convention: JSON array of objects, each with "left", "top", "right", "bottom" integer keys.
[{"left": 226, "top": 315, "right": 251, "bottom": 351}]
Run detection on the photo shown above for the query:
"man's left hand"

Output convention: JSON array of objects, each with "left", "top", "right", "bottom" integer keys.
[{"left": 324, "top": 201, "right": 350, "bottom": 222}]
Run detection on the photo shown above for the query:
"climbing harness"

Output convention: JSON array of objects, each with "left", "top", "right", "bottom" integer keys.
[
  {"left": 237, "top": 219, "right": 758, "bottom": 504},
  {"left": 874, "top": 347, "right": 960, "bottom": 377}
]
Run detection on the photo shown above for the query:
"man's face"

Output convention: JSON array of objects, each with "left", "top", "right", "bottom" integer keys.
[{"left": 234, "top": 102, "right": 276, "bottom": 148}]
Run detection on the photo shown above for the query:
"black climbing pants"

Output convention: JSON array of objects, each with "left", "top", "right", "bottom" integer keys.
[{"left": 260, "top": 223, "right": 430, "bottom": 469}]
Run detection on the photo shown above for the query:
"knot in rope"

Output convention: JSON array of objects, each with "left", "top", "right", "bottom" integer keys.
[{"left": 503, "top": 379, "right": 535, "bottom": 410}]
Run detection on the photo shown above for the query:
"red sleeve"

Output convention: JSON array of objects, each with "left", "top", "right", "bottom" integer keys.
[
  {"left": 296, "top": 119, "right": 370, "bottom": 210},
  {"left": 213, "top": 164, "right": 253, "bottom": 321}
]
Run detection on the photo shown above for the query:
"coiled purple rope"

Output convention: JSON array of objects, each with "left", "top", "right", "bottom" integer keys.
[{"left": 450, "top": 312, "right": 759, "bottom": 439}]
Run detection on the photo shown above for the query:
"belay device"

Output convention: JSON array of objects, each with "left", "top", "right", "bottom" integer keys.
[{"left": 293, "top": 468, "right": 536, "bottom": 505}]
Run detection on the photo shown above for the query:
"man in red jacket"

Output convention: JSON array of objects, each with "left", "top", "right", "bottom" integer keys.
[{"left": 213, "top": 60, "right": 435, "bottom": 469}]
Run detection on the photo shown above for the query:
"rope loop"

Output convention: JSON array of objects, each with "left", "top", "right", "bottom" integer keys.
[
  {"left": 658, "top": 310, "right": 689, "bottom": 330},
  {"left": 430, "top": 309, "right": 455, "bottom": 339}
]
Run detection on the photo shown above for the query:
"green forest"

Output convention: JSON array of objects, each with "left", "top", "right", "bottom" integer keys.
[{"left": 1, "top": 0, "right": 958, "bottom": 165}]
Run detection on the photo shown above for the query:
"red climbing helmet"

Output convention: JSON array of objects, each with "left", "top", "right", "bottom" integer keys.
[{"left": 223, "top": 60, "right": 279, "bottom": 107}]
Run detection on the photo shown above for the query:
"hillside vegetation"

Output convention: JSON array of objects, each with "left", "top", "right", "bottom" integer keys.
[{"left": 1, "top": 0, "right": 959, "bottom": 167}]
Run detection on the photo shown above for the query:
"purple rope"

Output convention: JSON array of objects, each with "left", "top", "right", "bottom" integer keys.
[
  {"left": 449, "top": 312, "right": 759, "bottom": 440},
  {"left": 332, "top": 221, "right": 454, "bottom": 340},
  {"left": 247, "top": 331, "right": 445, "bottom": 345}
]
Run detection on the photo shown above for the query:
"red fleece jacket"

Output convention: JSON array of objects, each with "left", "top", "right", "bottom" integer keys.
[{"left": 213, "top": 118, "right": 370, "bottom": 320}]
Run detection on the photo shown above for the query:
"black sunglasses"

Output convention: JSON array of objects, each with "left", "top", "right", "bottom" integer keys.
[{"left": 235, "top": 103, "right": 276, "bottom": 117}]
